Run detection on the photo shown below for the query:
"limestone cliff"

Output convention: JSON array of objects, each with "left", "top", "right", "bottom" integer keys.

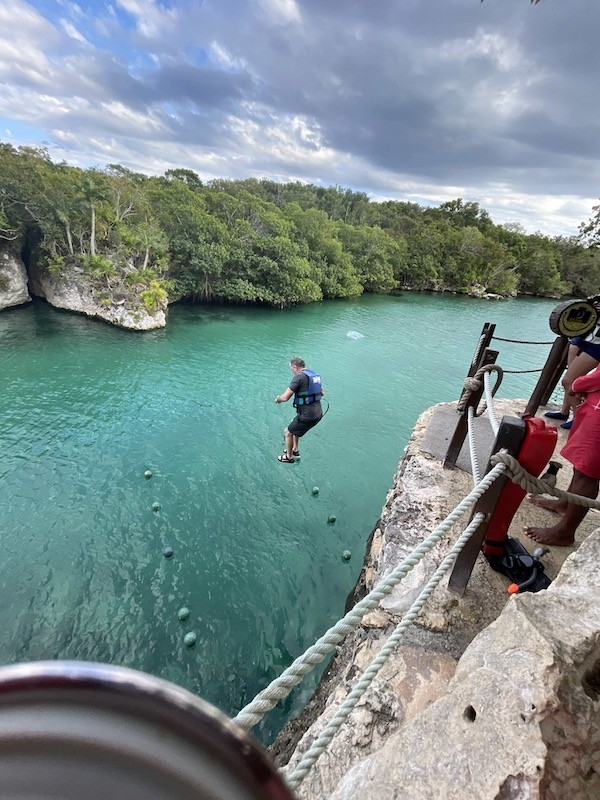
[
  {"left": 0, "top": 244, "right": 168, "bottom": 330},
  {"left": 0, "top": 249, "right": 31, "bottom": 310},
  {"left": 27, "top": 257, "right": 167, "bottom": 331},
  {"left": 274, "top": 399, "right": 600, "bottom": 800}
]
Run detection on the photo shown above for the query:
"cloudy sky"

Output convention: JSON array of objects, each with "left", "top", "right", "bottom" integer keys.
[{"left": 1, "top": 0, "right": 599, "bottom": 236}]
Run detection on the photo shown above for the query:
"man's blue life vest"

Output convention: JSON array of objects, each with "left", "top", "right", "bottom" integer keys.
[{"left": 293, "top": 369, "right": 323, "bottom": 407}]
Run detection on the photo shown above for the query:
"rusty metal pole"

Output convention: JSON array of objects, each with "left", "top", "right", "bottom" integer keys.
[
  {"left": 444, "top": 348, "right": 499, "bottom": 470},
  {"left": 523, "top": 336, "right": 569, "bottom": 417},
  {"left": 460, "top": 323, "right": 496, "bottom": 397},
  {"left": 448, "top": 416, "right": 527, "bottom": 596}
]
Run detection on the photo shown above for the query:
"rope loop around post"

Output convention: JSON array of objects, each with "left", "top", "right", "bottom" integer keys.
[{"left": 457, "top": 362, "right": 504, "bottom": 414}]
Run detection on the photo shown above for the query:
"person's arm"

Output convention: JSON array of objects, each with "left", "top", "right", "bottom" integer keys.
[
  {"left": 275, "top": 388, "right": 294, "bottom": 403},
  {"left": 571, "top": 364, "right": 600, "bottom": 395}
]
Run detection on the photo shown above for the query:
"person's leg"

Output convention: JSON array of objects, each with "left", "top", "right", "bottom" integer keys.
[
  {"left": 558, "top": 344, "right": 579, "bottom": 414},
  {"left": 292, "top": 435, "right": 300, "bottom": 456},
  {"left": 284, "top": 428, "right": 294, "bottom": 459},
  {"left": 561, "top": 351, "right": 599, "bottom": 417},
  {"left": 525, "top": 469, "right": 599, "bottom": 546},
  {"left": 527, "top": 494, "right": 568, "bottom": 514}
]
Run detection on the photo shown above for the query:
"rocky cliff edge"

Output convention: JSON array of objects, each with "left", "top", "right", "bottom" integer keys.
[
  {"left": 0, "top": 247, "right": 166, "bottom": 330},
  {"left": 0, "top": 249, "right": 31, "bottom": 310},
  {"left": 273, "top": 399, "right": 600, "bottom": 800}
]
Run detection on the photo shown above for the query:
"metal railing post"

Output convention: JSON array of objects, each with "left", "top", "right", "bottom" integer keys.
[
  {"left": 444, "top": 348, "right": 499, "bottom": 470},
  {"left": 447, "top": 416, "right": 527, "bottom": 596},
  {"left": 524, "top": 336, "right": 569, "bottom": 417}
]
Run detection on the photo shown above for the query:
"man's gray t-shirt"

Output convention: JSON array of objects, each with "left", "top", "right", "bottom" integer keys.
[{"left": 290, "top": 371, "right": 323, "bottom": 421}]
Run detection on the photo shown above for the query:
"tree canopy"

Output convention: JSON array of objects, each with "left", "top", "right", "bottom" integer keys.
[{"left": 1, "top": 142, "right": 596, "bottom": 310}]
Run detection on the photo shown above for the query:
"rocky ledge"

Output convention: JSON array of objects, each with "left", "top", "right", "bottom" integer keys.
[
  {"left": 273, "top": 399, "right": 600, "bottom": 800},
  {"left": 28, "top": 259, "right": 166, "bottom": 331},
  {"left": 0, "top": 250, "right": 31, "bottom": 310},
  {"left": 0, "top": 247, "right": 166, "bottom": 330}
]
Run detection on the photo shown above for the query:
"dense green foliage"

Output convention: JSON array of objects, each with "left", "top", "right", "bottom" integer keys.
[{"left": 1, "top": 142, "right": 597, "bottom": 310}]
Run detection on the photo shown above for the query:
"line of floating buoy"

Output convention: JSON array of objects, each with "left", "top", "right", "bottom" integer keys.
[
  {"left": 143, "top": 468, "right": 196, "bottom": 649},
  {"left": 311, "top": 484, "right": 350, "bottom": 560}
]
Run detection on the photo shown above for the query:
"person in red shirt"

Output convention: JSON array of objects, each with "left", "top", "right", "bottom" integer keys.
[{"left": 526, "top": 363, "right": 600, "bottom": 545}]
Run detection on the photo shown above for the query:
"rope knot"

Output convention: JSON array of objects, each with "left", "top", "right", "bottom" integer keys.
[{"left": 464, "top": 376, "right": 481, "bottom": 392}]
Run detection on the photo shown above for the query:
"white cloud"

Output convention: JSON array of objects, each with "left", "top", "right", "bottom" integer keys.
[
  {"left": 60, "top": 19, "right": 89, "bottom": 44},
  {"left": 99, "top": 100, "right": 168, "bottom": 135},
  {"left": 56, "top": 0, "right": 84, "bottom": 18},
  {"left": 115, "top": 0, "right": 178, "bottom": 39},
  {"left": 257, "top": 0, "right": 301, "bottom": 26},
  {"left": 0, "top": 0, "right": 598, "bottom": 237},
  {"left": 209, "top": 41, "right": 248, "bottom": 72},
  {"left": 0, "top": 0, "right": 58, "bottom": 86},
  {"left": 437, "top": 29, "right": 524, "bottom": 73}
]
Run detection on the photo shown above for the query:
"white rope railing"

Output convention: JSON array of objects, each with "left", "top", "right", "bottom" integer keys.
[
  {"left": 233, "top": 463, "right": 507, "bottom": 732},
  {"left": 287, "top": 511, "right": 486, "bottom": 790},
  {"left": 483, "top": 371, "right": 500, "bottom": 435},
  {"left": 467, "top": 406, "right": 483, "bottom": 485},
  {"left": 492, "top": 452, "right": 600, "bottom": 509}
]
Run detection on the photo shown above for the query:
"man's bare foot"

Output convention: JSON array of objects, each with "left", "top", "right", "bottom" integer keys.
[
  {"left": 527, "top": 494, "right": 567, "bottom": 514},
  {"left": 524, "top": 525, "right": 575, "bottom": 547}
]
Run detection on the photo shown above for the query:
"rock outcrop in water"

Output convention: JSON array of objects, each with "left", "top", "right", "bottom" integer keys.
[
  {"left": 273, "top": 400, "right": 600, "bottom": 800},
  {"left": 0, "top": 245, "right": 166, "bottom": 330},
  {"left": 0, "top": 249, "right": 30, "bottom": 310},
  {"left": 27, "top": 258, "right": 166, "bottom": 331}
]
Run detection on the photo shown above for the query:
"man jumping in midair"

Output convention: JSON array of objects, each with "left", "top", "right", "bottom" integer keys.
[{"left": 275, "top": 357, "right": 324, "bottom": 463}]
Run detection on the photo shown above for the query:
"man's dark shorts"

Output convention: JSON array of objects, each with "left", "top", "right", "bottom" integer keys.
[
  {"left": 288, "top": 413, "right": 322, "bottom": 437},
  {"left": 570, "top": 336, "right": 600, "bottom": 362}
]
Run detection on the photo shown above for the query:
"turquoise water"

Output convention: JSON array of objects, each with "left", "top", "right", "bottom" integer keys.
[{"left": 0, "top": 293, "right": 559, "bottom": 742}]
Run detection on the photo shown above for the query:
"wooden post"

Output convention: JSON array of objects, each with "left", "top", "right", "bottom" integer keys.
[
  {"left": 524, "top": 336, "right": 569, "bottom": 417},
  {"left": 447, "top": 416, "right": 527, "bottom": 596},
  {"left": 444, "top": 348, "right": 499, "bottom": 470}
]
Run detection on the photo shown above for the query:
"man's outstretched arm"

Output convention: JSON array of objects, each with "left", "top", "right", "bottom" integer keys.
[{"left": 275, "top": 388, "right": 294, "bottom": 403}]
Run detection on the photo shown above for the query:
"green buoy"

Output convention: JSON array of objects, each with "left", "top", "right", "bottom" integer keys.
[
  {"left": 184, "top": 632, "right": 197, "bottom": 648},
  {"left": 327, "top": 515, "right": 336, "bottom": 524},
  {"left": 177, "top": 607, "right": 190, "bottom": 621},
  {"left": 152, "top": 502, "right": 161, "bottom": 512},
  {"left": 342, "top": 550, "right": 352, "bottom": 561},
  {"left": 312, "top": 486, "right": 319, "bottom": 495},
  {"left": 144, "top": 470, "right": 153, "bottom": 479}
]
